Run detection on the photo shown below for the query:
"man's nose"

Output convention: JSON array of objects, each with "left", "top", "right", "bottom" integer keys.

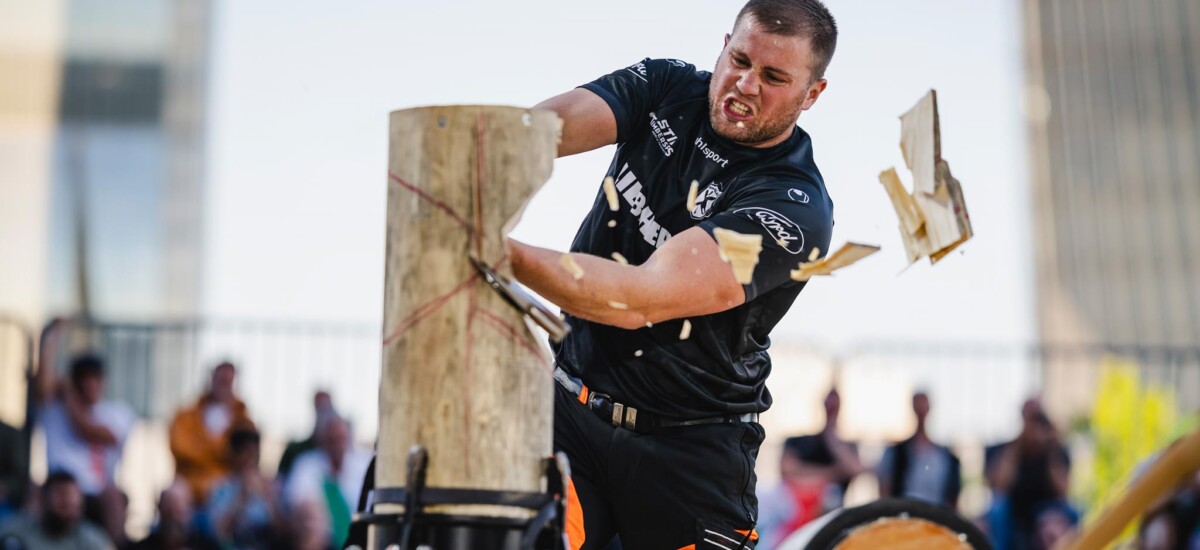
[{"left": 736, "top": 71, "right": 760, "bottom": 96}]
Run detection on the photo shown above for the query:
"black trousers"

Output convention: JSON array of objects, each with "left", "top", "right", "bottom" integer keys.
[{"left": 554, "top": 384, "right": 763, "bottom": 550}]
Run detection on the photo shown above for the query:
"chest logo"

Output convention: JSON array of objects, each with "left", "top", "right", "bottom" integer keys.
[
  {"left": 733, "top": 207, "right": 805, "bottom": 255},
  {"left": 788, "top": 188, "right": 810, "bottom": 204},
  {"left": 690, "top": 182, "right": 724, "bottom": 220},
  {"left": 649, "top": 112, "right": 678, "bottom": 157}
]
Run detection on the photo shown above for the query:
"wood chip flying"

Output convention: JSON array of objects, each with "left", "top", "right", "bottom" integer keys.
[
  {"left": 679, "top": 319, "right": 692, "bottom": 340},
  {"left": 790, "top": 242, "right": 881, "bottom": 281},
  {"left": 611, "top": 252, "right": 628, "bottom": 265},
  {"left": 607, "top": 301, "right": 628, "bottom": 309},
  {"left": 712, "top": 228, "right": 763, "bottom": 284},
  {"left": 603, "top": 176, "right": 619, "bottom": 211},
  {"left": 686, "top": 180, "right": 699, "bottom": 213},
  {"left": 634, "top": 350, "right": 643, "bottom": 357},
  {"left": 808, "top": 247, "right": 821, "bottom": 262},
  {"left": 607, "top": 220, "right": 617, "bottom": 228},
  {"left": 559, "top": 254, "right": 585, "bottom": 280}
]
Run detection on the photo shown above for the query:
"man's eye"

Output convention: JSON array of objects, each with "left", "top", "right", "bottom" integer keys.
[
  {"left": 766, "top": 74, "right": 785, "bottom": 84},
  {"left": 731, "top": 56, "right": 749, "bottom": 68}
]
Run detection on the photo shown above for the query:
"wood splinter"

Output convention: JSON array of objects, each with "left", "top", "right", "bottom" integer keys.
[
  {"left": 679, "top": 319, "right": 692, "bottom": 340},
  {"left": 686, "top": 180, "right": 699, "bottom": 213},
  {"left": 790, "top": 242, "right": 881, "bottom": 281},
  {"left": 712, "top": 228, "right": 763, "bottom": 285},
  {"left": 603, "top": 176, "right": 619, "bottom": 211},
  {"left": 559, "top": 254, "right": 585, "bottom": 280}
]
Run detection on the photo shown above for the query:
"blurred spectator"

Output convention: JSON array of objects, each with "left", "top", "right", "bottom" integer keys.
[
  {"left": 986, "top": 397, "right": 1073, "bottom": 550},
  {"left": 129, "top": 480, "right": 217, "bottom": 550},
  {"left": 877, "top": 391, "right": 962, "bottom": 507},
  {"left": 756, "top": 389, "right": 867, "bottom": 546},
  {"left": 277, "top": 391, "right": 336, "bottom": 481},
  {"left": 1032, "top": 500, "right": 1078, "bottom": 550},
  {"left": 780, "top": 389, "right": 867, "bottom": 511},
  {"left": 34, "top": 351, "right": 135, "bottom": 546},
  {"left": 0, "top": 471, "right": 113, "bottom": 550},
  {"left": 170, "top": 361, "right": 257, "bottom": 504},
  {"left": 287, "top": 501, "right": 331, "bottom": 550},
  {"left": 0, "top": 421, "right": 28, "bottom": 522},
  {"left": 207, "top": 429, "right": 284, "bottom": 549},
  {"left": 284, "top": 415, "right": 370, "bottom": 549}
]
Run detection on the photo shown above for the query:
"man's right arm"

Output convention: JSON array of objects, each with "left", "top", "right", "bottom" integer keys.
[{"left": 533, "top": 88, "right": 617, "bottom": 158}]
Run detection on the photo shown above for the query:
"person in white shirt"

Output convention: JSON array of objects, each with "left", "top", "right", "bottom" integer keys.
[
  {"left": 284, "top": 415, "right": 371, "bottom": 548},
  {"left": 35, "top": 350, "right": 136, "bottom": 547}
]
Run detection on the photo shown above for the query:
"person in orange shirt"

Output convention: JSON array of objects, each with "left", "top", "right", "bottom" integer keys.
[{"left": 169, "top": 362, "right": 256, "bottom": 504}]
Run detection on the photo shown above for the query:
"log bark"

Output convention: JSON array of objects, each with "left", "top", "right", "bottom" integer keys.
[{"left": 379, "top": 105, "right": 558, "bottom": 518}]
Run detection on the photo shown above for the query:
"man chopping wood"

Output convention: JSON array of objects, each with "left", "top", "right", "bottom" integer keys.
[{"left": 507, "top": 1, "right": 837, "bottom": 547}]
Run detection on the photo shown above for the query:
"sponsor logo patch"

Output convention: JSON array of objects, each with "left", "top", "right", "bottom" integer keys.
[
  {"left": 694, "top": 137, "right": 730, "bottom": 168},
  {"left": 788, "top": 188, "right": 810, "bottom": 204},
  {"left": 649, "top": 112, "right": 678, "bottom": 157},
  {"left": 626, "top": 62, "right": 648, "bottom": 82},
  {"left": 733, "top": 207, "right": 805, "bottom": 254},
  {"left": 612, "top": 163, "right": 672, "bottom": 247},
  {"left": 690, "top": 181, "right": 724, "bottom": 220}
]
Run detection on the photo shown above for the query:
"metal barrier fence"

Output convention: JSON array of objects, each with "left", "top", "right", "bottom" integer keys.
[
  {"left": 38, "top": 318, "right": 382, "bottom": 441},
  {"left": 19, "top": 319, "right": 1200, "bottom": 449},
  {"left": 7, "top": 316, "right": 1199, "bottom": 530}
]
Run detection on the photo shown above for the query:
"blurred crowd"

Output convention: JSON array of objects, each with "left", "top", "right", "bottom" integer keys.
[
  {"left": 1, "top": 348, "right": 1197, "bottom": 549},
  {"left": 0, "top": 347, "right": 371, "bottom": 550},
  {"left": 756, "top": 389, "right": 1200, "bottom": 550}
]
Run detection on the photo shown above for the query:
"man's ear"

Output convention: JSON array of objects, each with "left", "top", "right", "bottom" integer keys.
[
  {"left": 724, "top": 33, "right": 731, "bottom": 47},
  {"left": 801, "top": 79, "right": 828, "bottom": 111}
]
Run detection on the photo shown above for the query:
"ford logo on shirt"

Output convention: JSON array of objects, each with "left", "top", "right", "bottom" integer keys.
[{"left": 733, "top": 207, "right": 805, "bottom": 255}]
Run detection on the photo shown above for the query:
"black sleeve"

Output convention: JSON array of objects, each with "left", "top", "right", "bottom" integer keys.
[
  {"left": 698, "top": 179, "right": 833, "bottom": 301},
  {"left": 579, "top": 58, "right": 697, "bottom": 143}
]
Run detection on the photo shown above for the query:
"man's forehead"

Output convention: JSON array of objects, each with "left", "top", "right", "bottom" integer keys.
[{"left": 728, "top": 18, "right": 812, "bottom": 74}]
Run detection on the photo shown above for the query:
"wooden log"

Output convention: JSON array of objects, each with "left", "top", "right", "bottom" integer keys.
[
  {"left": 379, "top": 105, "right": 559, "bottom": 519},
  {"left": 1057, "top": 427, "right": 1200, "bottom": 550}
]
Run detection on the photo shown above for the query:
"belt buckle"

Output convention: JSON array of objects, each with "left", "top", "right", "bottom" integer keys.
[{"left": 587, "top": 392, "right": 610, "bottom": 411}]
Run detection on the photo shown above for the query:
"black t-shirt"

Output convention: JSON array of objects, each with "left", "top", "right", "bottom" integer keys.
[{"left": 552, "top": 58, "right": 834, "bottom": 418}]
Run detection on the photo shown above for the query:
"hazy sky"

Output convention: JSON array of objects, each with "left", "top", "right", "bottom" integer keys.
[{"left": 204, "top": 0, "right": 1031, "bottom": 350}]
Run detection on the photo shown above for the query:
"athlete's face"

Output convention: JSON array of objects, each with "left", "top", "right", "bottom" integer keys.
[{"left": 709, "top": 16, "right": 827, "bottom": 148}]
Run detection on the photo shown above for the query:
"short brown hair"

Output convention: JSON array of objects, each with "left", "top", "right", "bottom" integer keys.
[{"left": 735, "top": 0, "right": 838, "bottom": 80}]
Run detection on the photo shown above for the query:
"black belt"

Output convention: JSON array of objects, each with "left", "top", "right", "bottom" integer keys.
[{"left": 554, "top": 366, "right": 758, "bottom": 434}]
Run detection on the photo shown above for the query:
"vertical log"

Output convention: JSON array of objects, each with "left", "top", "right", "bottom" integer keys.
[{"left": 379, "top": 106, "right": 558, "bottom": 519}]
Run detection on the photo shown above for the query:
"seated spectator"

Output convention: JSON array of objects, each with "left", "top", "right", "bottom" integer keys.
[
  {"left": 277, "top": 391, "right": 336, "bottom": 482},
  {"left": 986, "top": 397, "right": 1073, "bottom": 550},
  {"left": 207, "top": 429, "right": 284, "bottom": 549},
  {"left": 285, "top": 415, "right": 371, "bottom": 549},
  {"left": 34, "top": 350, "right": 135, "bottom": 546},
  {"left": 170, "top": 362, "right": 256, "bottom": 505},
  {"left": 0, "top": 471, "right": 112, "bottom": 550},
  {"left": 0, "top": 421, "right": 27, "bottom": 522},
  {"left": 129, "top": 480, "right": 217, "bottom": 550},
  {"left": 877, "top": 391, "right": 962, "bottom": 508},
  {"left": 780, "top": 389, "right": 866, "bottom": 512}
]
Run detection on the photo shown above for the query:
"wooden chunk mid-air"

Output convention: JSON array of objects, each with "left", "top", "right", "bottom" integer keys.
[
  {"left": 712, "top": 228, "right": 763, "bottom": 285},
  {"left": 790, "top": 242, "right": 881, "bottom": 281},
  {"left": 880, "top": 90, "right": 973, "bottom": 265}
]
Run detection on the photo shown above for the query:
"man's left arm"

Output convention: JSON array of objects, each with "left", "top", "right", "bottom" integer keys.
[{"left": 509, "top": 226, "right": 744, "bottom": 330}]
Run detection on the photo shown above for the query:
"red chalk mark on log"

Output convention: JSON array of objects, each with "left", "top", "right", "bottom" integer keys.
[
  {"left": 381, "top": 273, "right": 479, "bottom": 345},
  {"left": 388, "top": 171, "right": 471, "bottom": 230}
]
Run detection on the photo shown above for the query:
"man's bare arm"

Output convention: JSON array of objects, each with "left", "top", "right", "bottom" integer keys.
[
  {"left": 509, "top": 227, "right": 745, "bottom": 330},
  {"left": 533, "top": 88, "right": 617, "bottom": 158}
]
